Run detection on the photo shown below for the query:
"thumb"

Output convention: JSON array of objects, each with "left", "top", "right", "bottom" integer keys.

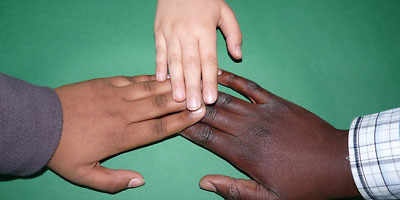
[
  {"left": 199, "top": 175, "right": 276, "bottom": 200},
  {"left": 83, "top": 163, "right": 145, "bottom": 194},
  {"left": 219, "top": 6, "right": 242, "bottom": 60}
]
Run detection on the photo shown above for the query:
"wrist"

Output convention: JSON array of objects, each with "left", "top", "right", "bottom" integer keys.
[{"left": 324, "top": 129, "right": 360, "bottom": 199}]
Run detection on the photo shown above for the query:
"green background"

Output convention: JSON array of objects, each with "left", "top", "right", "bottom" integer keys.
[{"left": 1, "top": 0, "right": 399, "bottom": 199}]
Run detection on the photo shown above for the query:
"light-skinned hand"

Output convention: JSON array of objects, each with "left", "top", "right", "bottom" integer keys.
[
  {"left": 154, "top": 0, "right": 242, "bottom": 110},
  {"left": 48, "top": 75, "right": 205, "bottom": 193}
]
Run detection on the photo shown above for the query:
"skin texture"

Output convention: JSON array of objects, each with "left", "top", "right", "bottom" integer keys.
[
  {"left": 48, "top": 75, "right": 205, "bottom": 193},
  {"left": 182, "top": 70, "right": 361, "bottom": 200},
  {"left": 154, "top": 0, "right": 242, "bottom": 110}
]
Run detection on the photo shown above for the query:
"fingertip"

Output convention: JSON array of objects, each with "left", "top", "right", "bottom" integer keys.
[
  {"left": 156, "top": 72, "right": 167, "bottom": 82},
  {"left": 235, "top": 45, "right": 242, "bottom": 58},
  {"left": 217, "top": 68, "right": 223, "bottom": 76},
  {"left": 203, "top": 91, "right": 217, "bottom": 104},
  {"left": 127, "top": 177, "right": 145, "bottom": 188},
  {"left": 200, "top": 174, "right": 232, "bottom": 186},
  {"left": 199, "top": 175, "right": 227, "bottom": 192},
  {"left": 190, "top": 104, "right": 206, "bottom": 117},
  {"left": 187, "top": 98, "right": 201, "bottom": 111},
  {"left": 172, "top": 86, "right": 186, "bottom": 102},
  {"left": 228, "top": 44, "right": 242, "bottom": 60},
  {"left": 200, "top": 181, "right": 217, "bottom": 192}
]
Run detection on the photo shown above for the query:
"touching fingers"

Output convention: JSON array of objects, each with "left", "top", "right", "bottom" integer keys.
[
  {"left": 108, "top": 75, "right": 157, "bottom": 88},
  {"left": 202, "top": 105, "right": 244, "bottom": 135},
  {"left": 155, "top": 33, "right": 168, "bottom": 81},
  {"left": 181, "top": 38, "right": 202, "bottom": 110},
  {"left": 124, "top": 106, "right": 206, "bottom": 148},
  {"left": 219, "top": 6, "right": 242, "bottom": 60},
  {"left": 129, "top": 75, "right": 157, "bottom": 83},
  {"left": 218, "top": 69, "right": 270, "bottom": 104},
  {"left": 83, "top": 164, "right": 144, "bottom": 194},
  {"left": 199, "top": 33, "right": 218, "bottom": 104},
  {"left": 167, "top": 38, "right": 186, "bottom": 102},
  {"left": 199, "top": 175, "right": 274, "bottom": 200},
  {"left": 181, "top": 123, "right": 235, "bottom": 159},
  {"left": 117, "top": 80, "right": 171, "bottom": 101},
  {"left": 121, "top": 93, "right": 186, "bottom": 122},
  {"left": 214, "top": 92, "right": 252, "bottom": 115}
]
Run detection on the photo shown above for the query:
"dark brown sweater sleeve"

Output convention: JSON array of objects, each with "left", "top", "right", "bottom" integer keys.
[{"left": 0, "top": 73, "right": 63, "bottom": 176}]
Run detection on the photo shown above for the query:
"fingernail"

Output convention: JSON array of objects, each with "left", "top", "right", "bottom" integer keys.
[
  {"left": 235, "top": 46, "right": 242, "bottom": 58},
  {"left": 200, "top": 181, "right": 216, "bottom": 192},
  {"left": 191, "top": 105, "right": 204, "bottom": 115},
  {"left": 205, "top": 93, "right": 216, "bottom": 104},
  {"left": 156, "top": 73, "right": 166, "bottom": 81},
  {"left": 128, "top": 178, "right": 145, "bottom": 188},
  {"left": 217, "top": 69, "right": 223, "bottom": 75},
  {"left": 173, "top": 89, "right": 185, "bottom": 102},
  {"left": 188, "top": 99, "right": 200, "bottom": 110}
]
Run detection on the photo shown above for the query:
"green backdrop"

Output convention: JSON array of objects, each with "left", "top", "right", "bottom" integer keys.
[{"left": 1, "top": 0, "right": 399, "bottom": 199}]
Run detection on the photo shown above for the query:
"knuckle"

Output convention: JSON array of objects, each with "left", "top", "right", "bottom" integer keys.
[
  {"left": 109, "top": 76, "right": 132, "bottom": 86},
  {"left": 103, "top": 178, "right": 121, "bottom": 194},
  {"left": 184, "top": 55, "right": 198, "bottom": 66},
  {"left": 204, "top": 106, "right": 218, "bottom": 121},
  {"left": 202, "top": 75, "right": 217, "bottom": 83},
  {"left": 141, "top": 81, "right": 155, "bottom": 92},
  {"left": 153, "top": 95, "right": 168, "bottom": 110},
  {"left": 219, "top": 94, "right": 233, "bottom": 107},
  {"left": 203, "top": 55, "right": 217, "bottom": 66},
  {"left": 227, "top": 184, "right": 241, "bottom": 200},
  {"left": 264, "top": 187, "right": 280, "bottom": 200},
  {"left": 198, "top": 125, "right": 214, "bottom": 144},
  {"left": 155, "top": 47, "right": 166, "bottom": 55},
  {"left": 246, "top": 80, "right": 260, "bottom": 92},
  {"left": 156, "top": 61, "right": 167, "bottom": 67},
  {"left": 127, "top": 76, "right": 137, "bottom": 82},
  {"left": 227, "top": 74, "right": 237, "bottom": 82},
  {"left": 168, "top": 55, "right": 181, "bottom": 65},
  {"left": 152, "top": 119, "right": 165, "bottom": 135}
]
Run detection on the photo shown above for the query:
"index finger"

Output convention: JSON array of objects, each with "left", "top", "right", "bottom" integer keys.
[
  {"left": 217, "top": 69, "right": 271, "bottom": 104},
  {"left": 181, "top": 123, "right": 236, "bottom": 159},
  {"left": 122, "top": 106, "right": 206, "bottom": 149}
]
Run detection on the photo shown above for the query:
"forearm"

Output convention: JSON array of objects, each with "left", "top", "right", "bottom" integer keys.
[{"left": 0, "top": 73, "right": 63, "bottom": 176}]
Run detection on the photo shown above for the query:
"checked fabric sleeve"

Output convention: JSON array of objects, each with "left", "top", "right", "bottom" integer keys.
[{"left": 349, "top": 107, "right": 400, "bottom": 199}]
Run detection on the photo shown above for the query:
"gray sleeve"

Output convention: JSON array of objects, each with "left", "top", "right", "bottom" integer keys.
[{"left": 0, "top": 73, "right": 63, "bottom": 176}]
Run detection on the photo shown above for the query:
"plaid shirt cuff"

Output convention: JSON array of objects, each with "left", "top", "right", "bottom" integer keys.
[{"left": 348, "top": 107, "right": 400, "bottom": 199}]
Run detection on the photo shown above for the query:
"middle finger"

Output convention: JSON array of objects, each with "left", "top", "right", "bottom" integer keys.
[{"left": 181, "top": 38, "right": 202, "bottom": 111}]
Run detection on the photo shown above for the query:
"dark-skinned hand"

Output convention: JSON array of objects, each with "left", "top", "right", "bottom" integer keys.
[{"left": 181, "top": 70, "right": 361, "bottom": 200}]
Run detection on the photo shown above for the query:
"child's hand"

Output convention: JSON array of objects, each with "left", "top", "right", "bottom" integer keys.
[{"left": 154, "top": 0, "right": 242, "bottom": 110}]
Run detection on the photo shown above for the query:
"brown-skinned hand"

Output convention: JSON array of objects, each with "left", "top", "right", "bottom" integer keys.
[
  {"left": 181, "top": 70, "right": 361, "bottom": 200},
  {"left": 48, "top": 75, "right": 205, "bottom": 193}
]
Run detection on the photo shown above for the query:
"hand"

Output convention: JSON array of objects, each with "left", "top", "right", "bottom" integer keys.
[
  {"left": 154, "top": 0, "right": 242, "bottom": 110},
  {"left": 182, "top": 70, "right": 360, "bottom": 199},
  {"left": 48, "top": 75, "right": 205, "bottom": 193}
]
